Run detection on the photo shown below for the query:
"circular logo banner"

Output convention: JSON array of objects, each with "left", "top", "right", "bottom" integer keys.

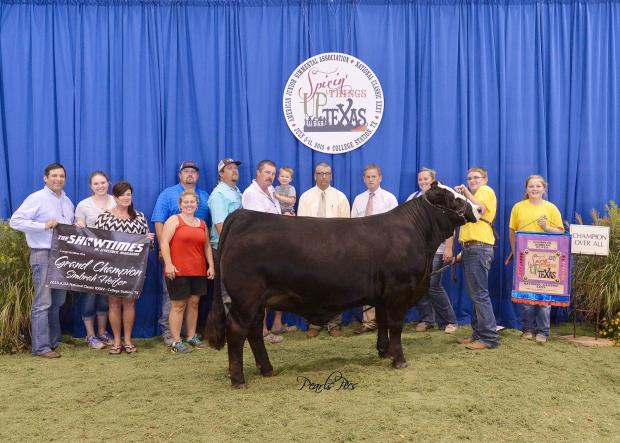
[{"left": 283, "top": 53, "right": 384, "bottom": 154}]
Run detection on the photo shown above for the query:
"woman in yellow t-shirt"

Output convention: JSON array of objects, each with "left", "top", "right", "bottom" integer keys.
[{"left": 506, "top": 175, "right": 564, "bottom": 344}]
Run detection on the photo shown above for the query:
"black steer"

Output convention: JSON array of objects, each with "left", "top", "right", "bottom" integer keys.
[{"left": 207, "top": 181, "right": 480, "bottom": 388}]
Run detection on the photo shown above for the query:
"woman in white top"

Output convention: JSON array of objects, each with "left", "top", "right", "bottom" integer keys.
[
  {"left": 407, "top": 168, "right": 459, "bottom": 334},
  {"left": 74, "top": 171, "right": 116, "bottom": 349}
]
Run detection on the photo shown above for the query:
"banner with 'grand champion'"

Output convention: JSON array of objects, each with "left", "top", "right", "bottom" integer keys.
[{"left": 46, "top": 224, "right": 149, "bottom": 297}]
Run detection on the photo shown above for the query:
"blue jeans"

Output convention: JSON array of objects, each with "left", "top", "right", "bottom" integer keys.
[
  {"left": 522, "top": 305, "right": 551, "bottom": 336},
  {"left": 417, "top": 254, "right": 457, "bottom": 328},
  {"left": 29, "top": 249, "right": 66, "bottom": 355},
  {"left": 81, "top": 292, "right": 108, "bottom": 321},
  {"left": 462, "top": 244, "right": 499, "bottom": 348},
  {"left": 159, "top": 273, "right": 172, "bottom": 337}
]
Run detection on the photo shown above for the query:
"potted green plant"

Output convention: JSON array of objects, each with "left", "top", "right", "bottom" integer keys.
[
  {"left": 0, "top": 220, "right": 33, "bottom": 353},
  {"left": 572, "top": 201, "right": 620, "bottom": 339}
]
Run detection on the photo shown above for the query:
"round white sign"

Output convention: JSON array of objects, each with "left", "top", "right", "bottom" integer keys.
[{"left": 283, "top": 52, "right": 384, "bottom": 154}]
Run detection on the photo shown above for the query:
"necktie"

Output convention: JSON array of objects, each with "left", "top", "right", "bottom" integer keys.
[
  {"left": 317, "top": 191, "right": 326, "bottom": 217},
  {"left": 365, "top": 192, "right": 375, "bottom": 216}
]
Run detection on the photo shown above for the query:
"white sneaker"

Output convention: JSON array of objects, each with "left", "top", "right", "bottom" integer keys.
[
  {"left": 162, "top": 332, "right": 175, "bottom": 347},
  {"left": 535, "top": 334, "right": 547, "bottom": 343},
  {"left": 86, "top": 336, "right": 105, "bottom": 350},
  {"left": 521, "top": 331, "right": 534, "bottom": 340},
  {"left": 444, "top": 324, "right": 458, "bottom": 334},
  {"left": 97, "top": 332, "right": 114, "bottom": 346}
]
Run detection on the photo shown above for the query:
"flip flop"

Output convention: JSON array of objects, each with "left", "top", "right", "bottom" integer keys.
[
  {"left": 123, "top": 343, "right": 138, "bottom": 354},
  {"left": 109, "top": 345, "right": 123, "bottom": 355}
]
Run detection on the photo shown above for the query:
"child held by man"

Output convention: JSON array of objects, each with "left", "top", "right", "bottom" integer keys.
[{"left": 274, "top": 166, "right": 296, "bottom": 215}]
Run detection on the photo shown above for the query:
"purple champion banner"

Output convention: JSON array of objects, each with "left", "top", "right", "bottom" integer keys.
[
  {"left": 46, "top": 224, "right": 150, "bottom": 298},
  {"left": 511, "top": 232, "right": 571, "bottom": 307}
]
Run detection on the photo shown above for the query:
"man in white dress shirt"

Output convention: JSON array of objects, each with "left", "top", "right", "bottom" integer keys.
[
  {"left": 10, "top": 163, "right": 75, "bottom": 358},
  {"left": 298, "top": 162, "right": 350, "bottom": 337},
  {"left": 241, "top": 160, "right": 281, "bottom": 215},
  {"left": 242, "top": 160, "right": 284, "bottom": 344},
  {"left": 350, "top": 164, "right": 398, "bottom": 334}
]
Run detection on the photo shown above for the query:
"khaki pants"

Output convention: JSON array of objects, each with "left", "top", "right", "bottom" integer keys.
[{"left": 362, "top": 306, "right": 376, "bottom": 328}]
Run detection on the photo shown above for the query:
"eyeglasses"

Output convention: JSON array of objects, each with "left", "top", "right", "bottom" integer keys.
[
  {"left": 467, "top": 175, "right": 484, "bottom": 181},
  {"left": 316, "top": 172, "right": 332, "bottom": 177}
]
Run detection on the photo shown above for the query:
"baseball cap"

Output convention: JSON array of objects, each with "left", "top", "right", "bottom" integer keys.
[
  {"left": 218, "top": 158, "right": 242, "bottom": 172},
  {"left": 179, "top": 160, "right": 199, "bottom": 172}
]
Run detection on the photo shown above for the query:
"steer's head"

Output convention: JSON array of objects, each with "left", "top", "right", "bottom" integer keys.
[{"left": 423, "top": 181, "right": 481, "bottom": 225}]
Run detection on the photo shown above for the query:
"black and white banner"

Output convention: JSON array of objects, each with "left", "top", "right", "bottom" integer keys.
[{"left": 46, "top": 224, "right": 149, "bottom": 297}]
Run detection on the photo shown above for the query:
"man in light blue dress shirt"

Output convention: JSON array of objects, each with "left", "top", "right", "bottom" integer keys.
[
  {"left": 10, "top": 163, "right": 75, "bottom": 358},
  {"left": 208, "top": 158, "right": 242, "bottom": 251},
  {"left": 208, "top": 158, "right": 242, "bottom": 309}
]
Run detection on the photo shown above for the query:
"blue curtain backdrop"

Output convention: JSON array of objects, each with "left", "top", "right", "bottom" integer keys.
[{"left": 1, "top": 0, "right": 618, "bottom": 337}]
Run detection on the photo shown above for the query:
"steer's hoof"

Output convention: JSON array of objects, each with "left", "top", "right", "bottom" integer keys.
[
  {"left": 393, "top": 361, "right": 408, "bottom": 369},
  {"left": 378, "top": 350, "right": 391, "bottom": 359},
  {"left": 231, "top": 382, "right": 247, "bottom": 389},
  {"left": 261, "top": 369, "right": 275, "bottom": 377}
]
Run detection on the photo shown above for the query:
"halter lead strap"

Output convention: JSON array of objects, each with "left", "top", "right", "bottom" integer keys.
[{"left": 421, "top": 193, "right": 468, "bottom": 223}]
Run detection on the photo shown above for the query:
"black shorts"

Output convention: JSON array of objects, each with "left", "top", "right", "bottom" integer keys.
[{"left": 165, "top": 276, "right": 208, "bottom": 300}]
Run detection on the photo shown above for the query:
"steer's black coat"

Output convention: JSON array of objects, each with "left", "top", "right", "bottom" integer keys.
[{"left": 207, "top": 182, "right": 479, "bottom": 388}]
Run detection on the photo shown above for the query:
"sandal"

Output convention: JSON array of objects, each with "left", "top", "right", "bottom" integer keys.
[
  {"left": 263, "top": 332, "right": 283, "bottom": 344},
  {"left": 271, "top": 324, "right": 298, "bottom": 334},
  {"left": 123, "top": 343, "right": 137, "bottom": 354},
  {"left": 109, "top": 345, "right": 123, "bottom": 355}
]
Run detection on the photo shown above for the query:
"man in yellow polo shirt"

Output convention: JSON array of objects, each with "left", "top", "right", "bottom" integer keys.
[{"left": 454, "top": 167, "right": 499, "bottom": 350}]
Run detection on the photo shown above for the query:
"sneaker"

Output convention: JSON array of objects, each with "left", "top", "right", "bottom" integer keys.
[
  {"left": 170, "top": 341, "right": 192, "bottom": 354},
  {"left": 444, "top": 324, "right": 458, "bottom": 334},
  {"left": 96, "top": 332, "right": 114, "bottom": 346},
  {"left": 521, "top": 331, "right": 534, "bottom": 340},
  {"left": 187, "top": 335, "right": 207, "bottom": 349},
  {"left": 535, "top": 334, "right": 547, "bottom": 343},
  {"left": 263, "top": 332, "right": 284, "bottom": 344},
  {"left": 86, "top": 335, "right": 105, "bottom": 350},
  {"left": 415, "top": 322, "right": 433, "bottom": 332},
  {"left": 163, "top": 332, "right": 175, "bottom": 347}
]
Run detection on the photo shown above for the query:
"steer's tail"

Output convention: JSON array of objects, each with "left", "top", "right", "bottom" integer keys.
[
  {"left": 206, "top": 211, "right": 238, "bottom": 350},
  {"left": 206, "top": 253, "right": 226, "bottom": 350}
]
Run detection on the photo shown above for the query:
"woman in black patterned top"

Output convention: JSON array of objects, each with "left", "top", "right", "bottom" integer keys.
[{"left": 95, "top": 181, "right": 154, "bottom": 355}]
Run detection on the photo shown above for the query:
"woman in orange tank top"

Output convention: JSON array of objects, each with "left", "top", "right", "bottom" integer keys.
[{"left": 159, "top": 190, "right": 215, "bottom": 353}]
